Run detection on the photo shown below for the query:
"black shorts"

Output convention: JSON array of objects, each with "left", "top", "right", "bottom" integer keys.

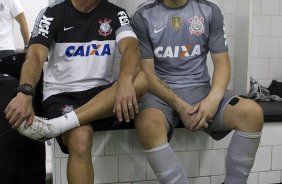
[{"left": 42, "top": 83, "right": 116, "bottom": 154}]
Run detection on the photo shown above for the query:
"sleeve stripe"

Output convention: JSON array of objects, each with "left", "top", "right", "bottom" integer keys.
[{"left": 116, "top": 31, "right": 137, "bottom": 43}]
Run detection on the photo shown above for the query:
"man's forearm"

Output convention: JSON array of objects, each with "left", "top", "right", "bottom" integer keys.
[
  {"left": 149, "top": 75, "right": 190, "bottom": 112},
  {"left": 210, "top": 52, "right": 231, "bottom": 101},
  {"left": 118, "top": 45, "right": 140, "bottom": 82},
  {"left": 19, "top": 46, "right": 47, "bottom": 87}
]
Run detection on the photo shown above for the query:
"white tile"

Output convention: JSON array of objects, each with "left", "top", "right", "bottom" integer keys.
[
  {"left": 281, "top": 1, "right": 282, "bottom": 15},
  {"left": 231, "top": 14, "right": 236, "bottom": 36},
  {"left": 260, "top": 37, "right": 279, "bottom": 57},
  {"left": 212, "top": 131, "right": 233, "bottom": 149},
  {"left": 60, "top": 158, "right": 68, "bottom": 184},
  {"left": 170, "top": 128, "right": 188, "bottom": 152},
  {"left": 176, "top": 151, "right": 200, "bottom": 177},
  {"left": 258, "top": 170, "right": 281, "bottom": 184},
  {"left": 224, "top": 13, "right": 232, "bottom": 36},
  {"left": 227, "top": 36, "right": 235, "bottom": 58},
  {"left": 187, "top": 177, "right": 210, "bottom": 184},
  {"left": 271, "top": 16, "right": 282, "bottom": 36},
  {"left": 200, "top": 149, "right": 225, "bottom": 176},
  {"left": 92, "top": 131, "right": 105, "bottom": 156},
  {"left": 247, "top": 172, "right": 259, "bottom": 184},
  {"left": 272, "top": 146, "right": 282, "bottom": 170},
  {"left": 207, "top": 57, "right": 214, "bottom": 77},
  {"left": 256, "top": 79, "right": 272, "bottom": 87},
  {"left": 253, "top": 0, "right": 261, "bottom": 14},
  {"left": 251, "top": 37, "right": 260, "bottom": 57},
  {"left": 221, "top": 0, "right": 236, "bottom": 13},
  {"left": 261, "top": 0, "right": 280, "bottom": 15},
  {"left": 105, "top": 130, "right": 133, "bottom": 155},
  {"left": 260, "top": 123, "right": 282, "bottom": 146},
  {"left": 132, "top": 130, "right": 144, "bottom": 153},
  {"left": 119, "top": 154, "right": 147, "bottom": 182},
  {"left": 230, "top": 58, "right": 234, "bottom": 80},
  {"left": 93, "top": 156, "right": 119, "bottom": 183},
  {"left": 269, "top": 58, "right": 282, "bottom": 79},
  {"left": 252, "top": 146, "right": 272, "bottom": 172},
  {"left": 250, "top": 58, "right": 269, "bottom": 79},
  {"left": 54, "top": 159, "right": 61, "bottom": 184},
  {"left": 46, "top": 162, "right": 52, "bottom": 174},
  {"left": 211, "top": 175, "right": 225, "bottom": 184},
  {"left": 187, "top": 131, "right": 213, "bottom": 151},
  {"left": 46, "top": 143, "right": 52, "bottom": 162},
  {"left": 279, "top": 38, "right": 282, "bottom": 57},
  {"left": 227, "top": 80, "right": 233, "bottom": 91},
  {"left": 252, "top": 15, "right": 271, "bottom": 36}
]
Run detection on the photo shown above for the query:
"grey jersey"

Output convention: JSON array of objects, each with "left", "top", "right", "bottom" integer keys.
[{"left": 131, "top": 0, "right": 228, "bottom": 88}]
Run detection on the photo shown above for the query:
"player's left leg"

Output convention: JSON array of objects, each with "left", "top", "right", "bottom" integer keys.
[
  {"left": 223, "top": 97, "right": 263, "bottom": 184},
  {"left": 17, "top": 70, "right": 148, "bottom": 141}
]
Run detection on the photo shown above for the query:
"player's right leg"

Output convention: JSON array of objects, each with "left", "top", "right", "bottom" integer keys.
[{"left": 134, "top": 93, "right": 187, "bottom": 184}]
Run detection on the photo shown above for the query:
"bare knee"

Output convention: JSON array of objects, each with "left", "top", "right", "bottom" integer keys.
[
  {"left": 64, "top": 126, "right": 93, "bottom": 157},
  {"left": 226, "top": 98, "right": 264, "bottom": 132},
  {"left": 135, "top": 109, "right": 168, "bottom": 149}
]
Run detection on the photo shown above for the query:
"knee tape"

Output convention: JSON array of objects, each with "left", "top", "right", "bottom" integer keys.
[{"left": 228, "top": 97, "right": 240, "bottom": 106}]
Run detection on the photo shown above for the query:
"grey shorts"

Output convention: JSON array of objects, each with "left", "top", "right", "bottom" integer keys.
[{"left": 139, "top": 85, "right": 237, "bottom": 140}]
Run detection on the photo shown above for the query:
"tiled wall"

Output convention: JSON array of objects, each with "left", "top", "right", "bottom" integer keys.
[
  {"left": 51, "top": 123, "right": 282, "bottom": 184},
  {"left": 251, "top": 0, "right": 282, "bottom": 87}
]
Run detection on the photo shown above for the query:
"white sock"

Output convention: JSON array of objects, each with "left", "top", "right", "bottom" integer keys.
[{"left": 47, "top": 111, "right": 80, "bottom": 138}]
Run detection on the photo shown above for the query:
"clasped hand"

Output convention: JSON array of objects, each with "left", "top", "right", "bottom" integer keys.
[{"left": 179, "top": 96, "right": 219, "bottom": 132}]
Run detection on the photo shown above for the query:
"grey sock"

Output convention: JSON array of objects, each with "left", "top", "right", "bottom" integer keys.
[
  {"left": 224, "top": 130, "right": 261, "bottom": 184},
  {"left": 144, "top": 143, "right": 187, "bottom": 184}
]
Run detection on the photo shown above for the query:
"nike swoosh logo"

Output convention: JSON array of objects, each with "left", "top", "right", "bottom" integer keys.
[
  {"left": 154, "top": 26, "right": 166, "bottom": 33},
  {"left": 64, "top": 26, "right": 74, "bottom": 31}
]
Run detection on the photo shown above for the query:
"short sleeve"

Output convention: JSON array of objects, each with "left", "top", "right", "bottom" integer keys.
[
  {"left": 114, "top": 8, "right": 137, "bottom": 43},
  {"left": 131, "top": 10, "right": 154, "bottom": 59},
  {"left": 29, "top": 7, "right": 57, "bottom": 49},
  {"left": 208, "top": 4, "right": 228, "bottom": 54},
  {"left": 10, "top": 0, "right": 24, "bottom": 17}
]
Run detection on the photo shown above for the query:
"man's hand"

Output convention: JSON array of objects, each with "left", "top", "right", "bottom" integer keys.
[
  {"left": 4, "top": 93, "right": 34, "bottom": 128},
  {"left": 189, "top": 95, "right": 220, "bottom": 131},
  {"left": 114, "top": 80, "right": 139, "bottom": 123},
  {"left": 177, "top": 103, "right": 199, "bottom": 130}
]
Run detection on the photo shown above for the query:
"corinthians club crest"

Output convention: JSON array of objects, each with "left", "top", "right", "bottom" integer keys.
[
  {"left": 98, "top": 18, "right": 112, "bottom": 37},
  {"left": 188, "top": 16, "right": 205, "bottom": 36}
]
